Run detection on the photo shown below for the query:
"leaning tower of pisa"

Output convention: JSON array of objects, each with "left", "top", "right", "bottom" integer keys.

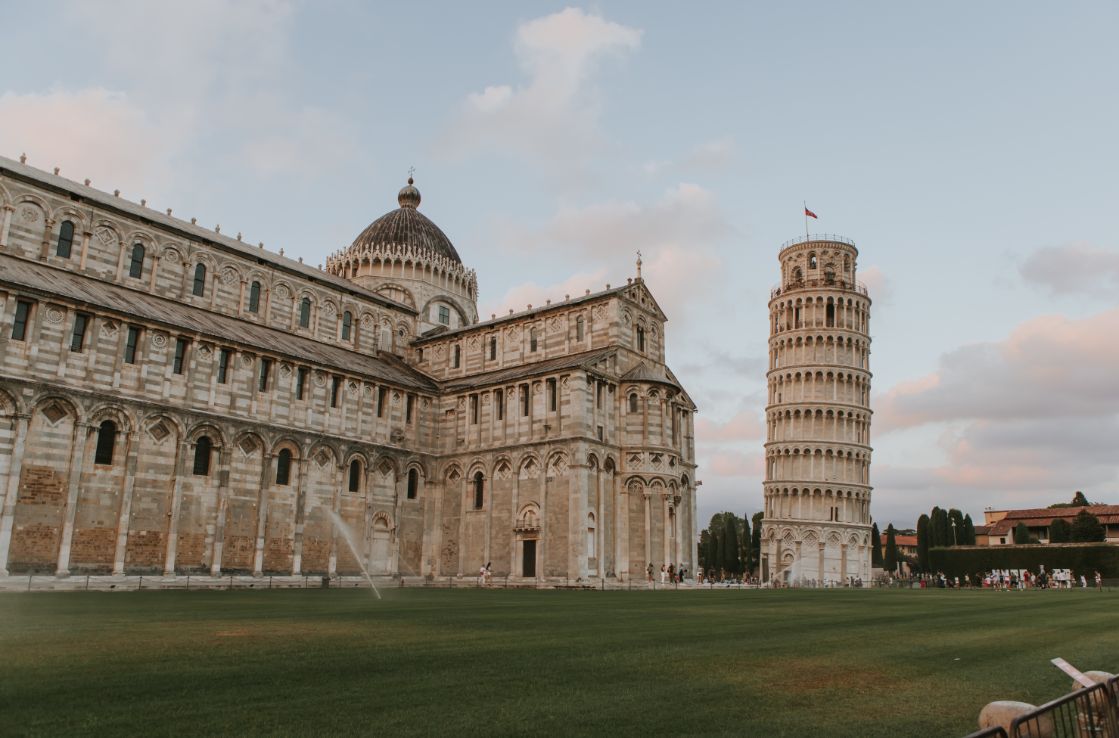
[{"left": 760, "top": 235, "right": 873, "bottom": 587}]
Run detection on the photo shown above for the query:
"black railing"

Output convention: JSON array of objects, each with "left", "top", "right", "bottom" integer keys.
[
  {"left": 770, "top": 277, "right": 869, "bottom": 299},
  {"left": 963, "top": 727, "right": 1008, "bottom": 738},
  {"left": 1009, "top": 682, "right": 1118, "bottom": 738},
  {"left": 781, "top": 234, "right": 856, "bottom": 249}
]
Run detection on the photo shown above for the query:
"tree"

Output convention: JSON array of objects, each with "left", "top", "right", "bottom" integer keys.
[
  {"left": 916, "top": 514, "right": 930, "bottom": 572},
  {"left": 751, "top": 511, "right": 763, "bottom": 573},
  {"left": 1048, "top": 517, "right": 1071, "bottom": 543},
  {"left": 706, "top": 514, "right": 725, "bottom": 572},
  {"left": 1013, "top": 522, "right": 1032, "bottom": 544},
  {"left": 962, "top": 514, "right": 977, "bottom": 545},
  {"left": 1070, "top": 511, "right": 1105, "bottom": 542},
  {"left": 884, "top": 524, "right": 899, "bottom": 572},
  {"left": 871, "top": 523, "right": 884, "bottom": 567},
  {"left": 722, "top": 514, "right": 741, "bottom": 574},
  {"left": 948, "top": 509, "right": 965, "bottom": 546},
  {"left": 1072, "top": 491, "right": 1090, "bottom": 506},
  {"left": 929, "top": 506, "right": 950, "bottom": 548},
  {"left": 739, "top": 513, "right": 752, "bottom": 572}
]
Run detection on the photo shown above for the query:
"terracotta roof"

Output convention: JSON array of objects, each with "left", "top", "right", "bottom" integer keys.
[
  {"left": 986, "top": 505, "right": 1119, "bottom": 536},
  {"left": 0, "top": 254, "right": 437, "bottom": 392},
  {"left": 442, "top": 347, "right": 615, "bottom": 392},
  {"left": 894, "top": 535, "right": 918, "bottom": 547}
]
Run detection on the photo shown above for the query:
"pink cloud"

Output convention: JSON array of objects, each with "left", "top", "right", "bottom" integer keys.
[{"left": 696, "top": 409, "right": 764, "bottom": 442}]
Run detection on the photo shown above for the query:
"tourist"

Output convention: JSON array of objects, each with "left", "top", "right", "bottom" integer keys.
[
  {"left": 1079, "top": 574, "right": 1087, "bottom": 589},
  {"left": 647, "top": 563, "right": 654, "bottom": 583},
  {"left": 478, "top": 564, "right": 487, "bottom": 587},
  {"left": 1096, "top": 571, "right": 1103, "bottom": 591},
  {"left": 660, "top": 564, "right": 667, "bottom": 584},
  {"left": 485, "top": 562, "right": 493, "bottom": 587}
]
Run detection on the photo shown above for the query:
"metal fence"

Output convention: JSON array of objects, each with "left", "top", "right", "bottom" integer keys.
[
  {"left": 963, "top": 727, "right": 1008, "bottom": 738},
  {"left": 966, "top": 679, "right": 1119, "bottom": 738}
]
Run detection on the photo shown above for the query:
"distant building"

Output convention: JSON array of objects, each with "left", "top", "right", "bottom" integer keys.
[
  {"left": 893, "top": 534, "right": 917, "bottom": 558},
  {"left": 980, "top": 506, "right": 1119, "bottom": 546}
]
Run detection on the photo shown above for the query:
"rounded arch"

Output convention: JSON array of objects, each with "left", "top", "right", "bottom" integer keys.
[
  {"left": 86, "top": 403, "right": 135, "bottom": 435},
  {"left": 186, "top": 422, "right": 225, "bottom": 447},
  {"left": 230, "top": 430, "right": 266, "bottom": 458},
  {"left": 443, "top": 462, "right": 463, "bottom": 482},
  {"left": 31, "top": 394, "right": 83, "bottom": 425},
  {"left": 0, "top": 387, "right": 21, "bottom": 416},
  {"left": 270, "top": 435, "right": 304, "bottom": 458}
]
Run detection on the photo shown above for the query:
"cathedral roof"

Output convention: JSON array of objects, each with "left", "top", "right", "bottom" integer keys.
[
  {"left": 620, "top": 361, "right": 683, "bottom": 391},
  {"left": 347, "top": 178, "right": 462, "bottom": 265}
]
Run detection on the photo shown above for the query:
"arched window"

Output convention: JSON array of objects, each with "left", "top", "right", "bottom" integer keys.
[
  {"left": 276, "top": 448, "right": 292, "bottom": 486},
  {"left": 575, "top": 315, "right": 585, "bottom": 342},
  {"left": 453, "top": 345, "right": 461, "bottom": 368},
  {"left": 129, "top": 243, "right": 145, "bottom": 279},
  {"left": 192, "top": 263, "right": 207, "bottom": 297},
  {"left": 192, "top": 436, "right": 212, "bottom": 476},
  {"left": 473, "top": 471, "right": 484, "bottom": 509},
  {"left": 248, "top": 281, "right": 261, "bottom": 313},
  {"left": 587, "top": 513, "right": 596, "bottom": 558},
  {"left": 56, "top": 220, "right": 75, "bottom": 258},
  {"left": 529, "top": 328, "right": 538, "bottom": 352},
  {"left": 792, "top": 267, "right": 803, "bottom": 284},
  {"left": 94, "top": 419, "right": 116, "bottom": 465},
  {"left": 636, "top": 325, "right": 645, "bottom": 352},
  {"left": 628, "top": 393, "right": 639, "bottom": 413},
  {"left": 348, "top": 459, "right": 362, "bottom": 492},
  {"left": 407, "top": 468, "right": 419, "bottom": 500},
  {"left": 808, "top": 253, "right": 818, "bottom": 269},
  {"left": 341, "top": 311, "right": 353, "bottom": 340},
  {"left": 299, "top": 298, "right": 311, "bottom": 328}
]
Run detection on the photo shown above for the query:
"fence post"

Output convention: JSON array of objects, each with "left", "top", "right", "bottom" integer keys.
[
  {"left": 27, "top": 574, "right": 32, "bottom": 592},
  {"left": 138, "top": 575, "right": 142, "bottom": 590},
  {"left": 186, "top": 575, "right": 190, "bottom": 591},
  {"left": 85, "top": 575, "right": 89, "bottom": 591}
]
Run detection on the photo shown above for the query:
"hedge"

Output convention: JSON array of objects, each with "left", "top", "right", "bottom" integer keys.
[{"left": 927, "top": 544, "right": 1119, "bottom": 578}]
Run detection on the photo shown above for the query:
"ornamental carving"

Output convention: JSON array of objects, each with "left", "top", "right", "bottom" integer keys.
[
  {"left": 150, "top": 332, "right": 168, "bottom": 348},
  {"left": 591, "top": 305, "right": 605, "bottom": 320},
  {"left": 162, "top": 247, "right": 180, "bottom": 263},
  {"left": 274, "top": 283, "right": 291, "bottom": 300},
  {"left": 18, "top": 206, "right": 39, "bottom": 223},
  {"left": 220, "top": 267, "right": 239, "bottom": 286},
  {"left": 197, "top": 345, "right": 212, "bottom": 360},
  {"left": 95, "top": 227, "right": 116, "bottom": 245},
  {"left": 322, "top": 302, "right": 337, "bottom": 317},
  {"left": 435, "top": 345, "right": 446, "bottom": 358},
  {"left": 360, "top": 313, "right": 375, "bottom": 329},
  {"left": 45, "top": 307, "right": 64, "bottom": 324},
  {"left": 468, "top": 336, "right": 480, "bottom": 350},
  {"left": 347, "top": 380, "right": 360, "bottom": 397},
  {"left": 506, "top": 325, "right": 521, "bottom": 340},
  {"left": 313, "top": 371, "right": 327, "bottom": 387},
  {"left": 279, "top": 363, "right": 292, "bottom": 378},
  {"left": 547, "top": 316, "right": 563, "bottom": 334},
  {"left": 240, "top": 354, "right": 254, "bottom": 368},
  {"left": 392, "top": 391, "right": 401, "bottom": 405}
]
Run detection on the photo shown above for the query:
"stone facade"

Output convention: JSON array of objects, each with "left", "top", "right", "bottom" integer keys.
[
  {"left": 760, "top": 236, "right": 873, "bottom": 586},
  {"left": 0, "top": 155, "right": 697, "bottom": 582}
]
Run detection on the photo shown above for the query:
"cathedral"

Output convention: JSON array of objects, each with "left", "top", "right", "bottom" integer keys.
[{"left": 0, "top": 154, "right": 697, "bottom": 583}]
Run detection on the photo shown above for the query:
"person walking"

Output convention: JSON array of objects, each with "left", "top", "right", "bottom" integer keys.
[
  {"left": 647, "top": 562, "right": 654, "bottom": 583},
  {"left": 1096, "top": 571, "right": 1103, "bottom": 591}
]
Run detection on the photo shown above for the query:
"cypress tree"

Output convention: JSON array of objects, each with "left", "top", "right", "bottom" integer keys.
[
  {"left": 916, "top": 514, "right": 930, "bottom": 572},
  {"left": 871, "top": 523, "right": 884, "bottom": 567},
  {"left": 884, "top": 524, "right": 899, "bottom": 572},
  {"left": 962, "top": 514, "right": 977, "bottom": 545},
  {"left": 698, "top": 530, "right": 713, "bottom": 570},
  {"left": 708, "top": 514, "right": 725, "bottom": 572},
  {"left": 1013, "top": 522, "right": 1031, "bottom": 544},
  {"left": 722, "top": 514, "right": 741, "bottom": 574},
  {"left": 929, "top": 507, "right": 943, "bottom": 547},
  {"left": 740, "top": 513, "right": 752, "bottom": 572},
  {"left": 948, "top": 509, "right": 965, "bottom": 546},
  {"left": 751, "top": 511, "right": 764, "bottom": 570}
]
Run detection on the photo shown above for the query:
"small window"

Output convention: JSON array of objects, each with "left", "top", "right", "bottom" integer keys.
[
  {"left": 473, "top": 471, "right": 484, "bottom": 510},
  {"left": 406, "top": 393, "right": 415, "bottom": 423},
  {"left": 470, "top": 395, "right": 479, "bottom": 424},
  {"left": 330, "top": 376, "right": 341, "bottom": 408},
  {"left": 299, "top": 297, "right": 311, "bottom": 328},
  {"left": 547, "top": 378, "right": 557, "bottom": 412},
  {"left": 628, "top": 393, "right": 639, "bottom": 413},
  {"left": 407, "top": 468, "right": 419, "bottom": 500},
  {"left": 521, "top": 384, "right": 530, "bottom": 417},
  {"left": 70, "top": 313, "right": 89, "bottom": 352},
  {"left": 576, "top": 316, "right": 584, "bottom": 342},
  {"left": 258, "top": 358, "right": 271, "bottom": 392},
  {"left": 94, "top": 420, "right": 116, "bottom": 465},
  {"left": 217, "top": 348, "right": 230, "bottom": 384},
  {"left": 129, "top": 244, "right": 145, "bottom": 279},
  {"left": 192, "top": 263, "right": 207, "bottom": 297},
  {"left": 296, "top": 367, "right": 308, "bottom": 400},
  {"left": 495, "top": 389, "right": 504, "bottom": 420},
  {"left": 56, "top": 220, "right": 75, "bottom": 258},
  {"left": 636, "top": 326, "right": 645, "bottom": 353},
  {"left": 438, "top": 305, "right": 450, "bottom": 325},
  {"left": 489, "top": 336, "right": 497, "bottom": 361},
  {"left": 596, "top": 382, "right": 604, "bottom": 409},
  {"left": 348, "top": 459, "right": 362, "bottom": 493},
  {"left": 530, "top": 328, "right": 538, "bottom": 353},
  {"left": 377, "top": 386, "right": 387, "bottom": 417},
  {"left": 341, "top": 311, "right": 353, "bottom": 341},
  {"left": 193, "top": 436, "right": 212, "bottom": 476},
  {"left": 453, "top": 345, "right": 461, "bottom": 368},
  {"left": 276, "top": 449, "right": 292, "bottom": 486},
  {"left": 248, "top": 281, "right": 261, "bottom": 313},
  {"left": 11, "top": 300, "right": 32, "bottom": 341},
  {"left": 124, "top": 325, "right": 141, "bottom": 364},
  {"left": 173, "top": 338, "right": 188, "bottom": 374},
  {"left": 809, "top": 253, "right": 817, "bottom": 269}
]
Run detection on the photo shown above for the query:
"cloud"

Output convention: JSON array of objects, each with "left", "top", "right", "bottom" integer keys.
[
  {"left": 480, "top": 268, "right": 609, "bottom": 320},
  {"left": 642, "top": 137, "right": 737, "bottom": 177},
  {"left": 696, "top": 409, "right": 765, "bottom": 443},
  {"left": 858, "top": 265, "right": 892, "bottom": 306},
  {"left": 441, "top": 7, "right": 641, "bottom": 171},
  {"left": 1020, "top": 242, "right": 1119, "bottom": 296},
  {"left": 875, "top": 307, "right": 1119, "bottom": 432},
  {"left": 0, "top": 89, "right": 167, "bottom": 194},
  {"left": 705, "top": 451, "right": 764, "bottom": 478}
]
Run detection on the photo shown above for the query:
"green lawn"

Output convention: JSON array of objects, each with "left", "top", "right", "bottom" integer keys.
[{"left": 1, "top": 588, "right": 1115, "bottom": 737}]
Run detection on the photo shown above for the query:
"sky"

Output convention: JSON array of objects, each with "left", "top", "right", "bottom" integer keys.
[{"left": 2, "top": 1, "right": 1117, "bottom": 530}]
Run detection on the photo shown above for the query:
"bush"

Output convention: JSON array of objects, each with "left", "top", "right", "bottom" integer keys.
[{"left": 928, "top": 544, "right": 1119, "bottom": 578}]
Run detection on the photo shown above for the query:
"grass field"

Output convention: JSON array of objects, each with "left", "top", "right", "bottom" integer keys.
[{"left": 1, "top": 587, "right": 1116, "bottom": 737}]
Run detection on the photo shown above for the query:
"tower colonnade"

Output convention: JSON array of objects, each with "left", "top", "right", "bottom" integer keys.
[{"left": 760, "top": 236, "right": 873, "bottom": 586}]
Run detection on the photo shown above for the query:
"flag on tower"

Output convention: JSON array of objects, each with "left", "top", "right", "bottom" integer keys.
[{"left": 804, "top": 207, "right": 818, "bottom": 219}]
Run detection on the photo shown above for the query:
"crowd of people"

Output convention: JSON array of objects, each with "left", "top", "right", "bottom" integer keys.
[
  {"left": 881, "top": 569, "right": 1104, "bottom": 591},
  {"left": 646, "top": 562, "right": 689, "bottom": 584}
]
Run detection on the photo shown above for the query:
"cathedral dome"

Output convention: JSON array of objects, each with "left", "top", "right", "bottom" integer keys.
[{"left": 348, "top": 177, "right": 461, "bottom": 265}]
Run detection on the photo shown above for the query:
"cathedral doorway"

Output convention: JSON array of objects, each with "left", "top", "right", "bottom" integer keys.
[{"left": 522, "top": 539, "right": 537, "bottom": 578}]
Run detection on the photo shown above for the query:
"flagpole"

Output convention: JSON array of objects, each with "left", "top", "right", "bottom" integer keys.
[{"left": 803, "top": 200, "right": 809, "bottom": 240}]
